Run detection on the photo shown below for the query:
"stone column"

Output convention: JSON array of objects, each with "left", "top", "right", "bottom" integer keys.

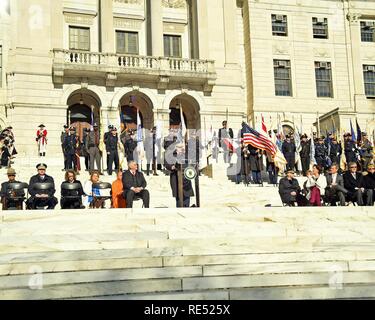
[
  {"left": 151, "top": 0, "right": 164, "bottom": 57},
  {"left": 347, "top": 13, "right": 366, "bottom": 111},
  {"left": 196, "top": 0, "right": 209, "bottom": 59},
  {"left": 101, "top": 0, "right": 114, "bottom": 53},
  {"left": 223, "top": 0, "right": 238, "bottom": 65},
  {"left": 50, "top": 0, "right": 64, "bottom": 49}
]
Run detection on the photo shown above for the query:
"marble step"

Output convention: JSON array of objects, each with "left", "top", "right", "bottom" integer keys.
[
  {"left": 182, "top": 271, "right": 375, "bottom": 291},
  {"left": 0, "top": 278, "right": 183, "bottom": 300},
  {"left": 0, "top": 266, "right": 203, "bottom": 289}
]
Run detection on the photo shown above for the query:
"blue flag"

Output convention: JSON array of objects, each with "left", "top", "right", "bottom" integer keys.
[
  {"left": 350, "top": 120, "right": 356, "bottom": 142},
  {"left": 356, "top": 120, "right": 362, "bottom": 143}
]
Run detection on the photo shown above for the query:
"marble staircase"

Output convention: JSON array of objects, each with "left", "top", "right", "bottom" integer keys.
[{"left": 1, "top": 206, "right": 375, "bottom": 299}]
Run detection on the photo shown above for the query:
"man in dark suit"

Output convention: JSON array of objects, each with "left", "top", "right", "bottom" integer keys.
[
  {"left": 219, "top": 121, "right": 234, "bottom": 163},
  {"left": 26, "top": 163, "right": 58, "bottom": 210},
  {"left": 325, "top": 163, "right": 347, "bottom": 206},
  {"left": 364, "top": 164, "right": 375, "bottom": 206},
  {"left": 343, "top": 162, "right": 368, "bottom": 206},
  {"left": 278, "top": 170, "right": 302, "bottom": 206},
  {"left": 122, "top": 161, "right": 150, "bottom": 208}
]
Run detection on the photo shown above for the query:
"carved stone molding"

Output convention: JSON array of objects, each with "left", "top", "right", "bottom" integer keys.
[
  {"left": 114, "top": 17, "right": 143, "bottom": 30},
  {"left": 162, "top": 0, "right": 187, "bottom": 9},
  {"left": 313, "top": 48, "right": 331, "bottom": 58},
  {"left": 113, "top": 0, "right": 142, "bottom": 5},
  {"left": 346, "top": 12, "right": 361, "bottom": 25},
  {"left": 272, "top": 44, "right": 290, "bottom": 55},
  {"left": 163, "top": 22, "right": 186, "bottom": 33},
  {"left": 64, "top": 13, "right": 95, "bottom": 26}
]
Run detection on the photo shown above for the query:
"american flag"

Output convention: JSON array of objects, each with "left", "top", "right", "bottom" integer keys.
[{"left": 241, "top": 122, "right": 277, "bottom": 155}]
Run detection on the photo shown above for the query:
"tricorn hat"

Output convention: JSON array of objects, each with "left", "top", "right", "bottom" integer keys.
[{"left": 39, "top": 124, "right": 45, "bottom": 128}]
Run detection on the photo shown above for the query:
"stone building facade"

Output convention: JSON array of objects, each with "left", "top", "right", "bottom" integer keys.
[
  {"left": 0, "top": 0, "right": 374, "bottom": 157},
  {"left": 0, "top": 0, "right": 246, "bottom": 156},
  {"left": 242, "top": 0, "right": 375, "bottom": 136}
]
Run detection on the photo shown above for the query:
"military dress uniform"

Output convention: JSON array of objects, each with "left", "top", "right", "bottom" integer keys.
[
  {"left": 62, "top": 133, "right": 77, "bottom": 170},
  {"left": 107, "top": 132, "right": 119, "bottom": 175},
  {"left": 85, "top": 127, "right": 102, "bottom": 173},
  {"left": 282, "top": 139, "right": 296, "bottom": 171}
]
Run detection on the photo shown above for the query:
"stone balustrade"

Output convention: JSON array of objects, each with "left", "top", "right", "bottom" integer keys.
[{"left": 52, "top": 49, "right": 217, "bottom": 93}]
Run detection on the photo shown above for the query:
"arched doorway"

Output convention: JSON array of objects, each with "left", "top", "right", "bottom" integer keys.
[
  {"left": 67, "top": 89, "right": 101, "bottom": 142},
  {"left": 119, "top": 92, "right": 154, "bottom": 131},
  {"left": 169, "top": 94, "right": 201, "bottom": 130}
]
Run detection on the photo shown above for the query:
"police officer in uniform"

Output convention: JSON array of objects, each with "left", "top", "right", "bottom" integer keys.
[
  {"left": 125, "top": 131, "right": 137, "bottom": 164},
  {"left": 315, "top": 137, "right": 328, "bottom": 170},
  {"left": 282, "top": 135, "right": 296, "bottom": 171},
  {"left": 361, "top": 133, "right": 373, "bottom": 170},
  {"left": 104, "top": 125, "right": 114, "bottom": 171},
  {"left": 62, "top": 127, "right": 77, "bottom": 170},
  {"left": 61, "top": 125, "right": 69, "bottom": 170},
  {"left": 82, "top": 128, "right": 90, "bottom": 171},
  {"left": 26, "top": 164, "right": 58, "bottom": 210},
  {"left": 300, "top": 134, "right": 310, "bottom": 176},
  {"left": 107, "top": 127, "right": 120, "bottom": 175},
  {"left": 85, "top": 124, "right": 102, "bottom": 173}
]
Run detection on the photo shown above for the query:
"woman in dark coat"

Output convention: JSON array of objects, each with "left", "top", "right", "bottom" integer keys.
[
  {"left": 165, "top": 145, "right": 195, "bottom": 208},
  {"left": 248, "top": 145, "right": 263, "bottom": 184}
]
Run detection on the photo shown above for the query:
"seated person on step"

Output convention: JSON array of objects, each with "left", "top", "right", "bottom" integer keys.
[
  {"left": 83, "top": 171, "right": 108, "bottom": 208},
  {"left": 60, "top": 170, "right": 84, "bottom": 209},
  {"left": 112, "top": 170, "right": 126, "bottom": 208},
  {"left": 122, "top": 161, "right": 150, "bottom": 208},
  {"left": 26, "top": 163, "right": 58, "bottom": 210},
  {"left": 1, "top": 168, "right": 25, "bottom": 210},
  {"left": 325, "top": 163, "right": 348, "bottom": 206},
  {"left": 278, "top": 169, "right": 303, "bottom": 206},
  {"left": 304, "top": 165, "right": 327, "bottom": 206}
]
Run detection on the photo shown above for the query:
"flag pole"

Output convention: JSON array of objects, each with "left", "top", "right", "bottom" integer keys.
[{"left": 316, "top": 111, "right": 320, "bottom": 137}]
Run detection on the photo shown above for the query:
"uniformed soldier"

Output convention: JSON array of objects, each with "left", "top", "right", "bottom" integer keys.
[
  {"left": 0, "top": 168, "right": 25, "bottom": 210},
  {"left": 62, "top": 127, "right": 78, "bottom": 170},
  {"left": 300, "top": 134, "right": 311, "bottom": 176},
  {"left": 315, "top": 137, "right": 328, "bottom": 169},
  {"left": 344, "top": 133, "right": 358, "bottom": 165},
  {"left": 61, "top": 125, "right": 69, "bottom": 170},
  {"left": 82, "top": 128, "right": 90, "bottom": 171},
  {"left": 26, "top": 164, "right": 58, "bottom": 210},
  {"left": 360, "top": 133, "right": 373, "bottom": 170},
  {"left": 218, "top": 121, "right": 234, "bottom": 163},
  {"left": 107, "top": 127, "right": 120, "bottom": 175},
  {"left": 104, "top": 125, "right": 114, "bottom": 171},
  {"left": 124, "top": 131, "right": 137, "bottom": 164},
  {"left": 85, "top": 124, "right": 102, "bottom": 174},
  {"left": 282, "top": 135, "right": 296, "bottom": 171},
  {"left": 329, "top": 138, "right": 342, "bottom": 166}
]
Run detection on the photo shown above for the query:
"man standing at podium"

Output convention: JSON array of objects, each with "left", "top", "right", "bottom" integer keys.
[{"left": 26, "top": 163, "right": 58, "bottom": 210}]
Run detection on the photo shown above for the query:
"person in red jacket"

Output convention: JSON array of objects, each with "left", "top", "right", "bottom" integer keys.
[{"left": 36, "top": 124, "right": 47, "bottom": 157}]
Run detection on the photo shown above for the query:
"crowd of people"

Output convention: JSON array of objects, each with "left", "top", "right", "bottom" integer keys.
[
  {"left": 0, "top": 119, "right": 374, "bottom": 210},
  {"left": 0, "top": 126, "right": 17, "bottom": 168}
]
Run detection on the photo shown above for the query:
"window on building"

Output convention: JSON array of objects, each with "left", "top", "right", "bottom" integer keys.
[
  {"left": 0, "top": 45, "right": 2, "bottom": 87},
  {"left": 274, "top": 59, "right": 292, "bottom": 96},
  {"left": 315, "top": 61, "right": 333, "bottom": 98},
  {"left": 164, "top": 35, "right": 182, "bottom": 58},
  {"left": 69, "top": 26, "right": 90, "bottom": 51},
  {"left": 272, "top": 14, "right": 288, "bottom": 37},
  {"left": 361, "top": 21, "right": 375, "bottom": 42},
  {"left": 116, "top": 31, "right": 139, "bottom": 55},
  {"left": 364, "top": 65, "right": 375, "bottom": 97},
  {"left": 312, "top": 17, "right": 328, "bottom": 39}
]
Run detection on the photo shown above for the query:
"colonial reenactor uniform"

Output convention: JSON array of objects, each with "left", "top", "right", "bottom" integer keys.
[
  {"left": 26, "top": 163, "right": 58, "bottom": 210},
  {"left": 144, "top": 127, "right": 158, "bottom": 176},
  {"left": 107, "top": 128, "right": 119, "bottom": 175},
  {"left": 62, "top": 129, "right": 78, "bottom": 170},
  {"left": 85, "top": 124, "right": 102, "bottom": 173},
  {"left": 300, "top": 135, "right": 310, "bottom": 175},
  {"left": 361, "top": 134, "right": 373, "bottom": 170},
  {"left": 0, "top": 168, "right": 25, "bottom": 210},
  {"left": 248, "top": 145, "right": 263, "bottom": 184},
  {"left": 36, "top": 124, "right": 47, "bottom": 157},
  {"left": 282, "top": 137, "right": 296, "bottom": 171}
]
